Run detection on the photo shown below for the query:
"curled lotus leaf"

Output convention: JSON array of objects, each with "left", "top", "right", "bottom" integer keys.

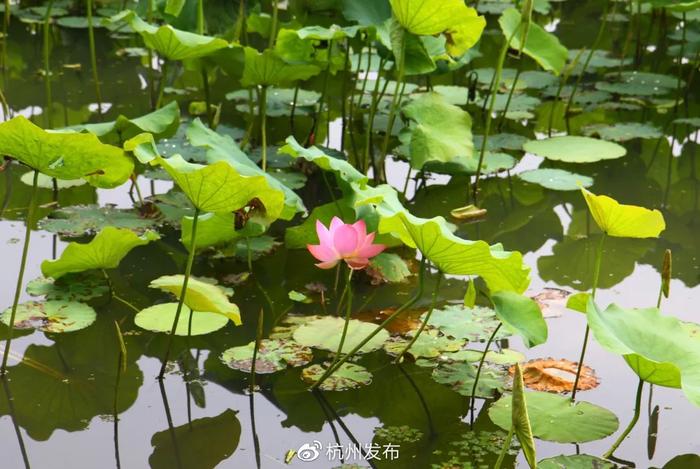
[
  {"left": 582, "top": 188, "right": 666, "bottom": 239},
  {"left": 0, "top": 300, "right": 96, "bottom": 333},
  {"left": 512, "top": 358, "right": 599, "bottom": 393},
  {"left": 149, "top": 275, "right": 241, "bottom": 325},
  {"left": 220, "top": 339, "right": 313, "bottom": 374},
  {"left": 301, "top": 363, "right": 372, "bottom": 391},
  {"left": 293, "top": 317, "right": 389, "bottom": 354},
  {"left": 134, "top": 303, "right": 229, "bottom": 336}
]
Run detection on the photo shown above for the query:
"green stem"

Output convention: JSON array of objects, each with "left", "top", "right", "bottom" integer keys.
[
  {"left": 603, "top": 378, "right": 644, "bottom": 459},
  {"left": 1, "top": 170, "right": 39, "bottom": 374},
  {"left": 332, "top": 268, "right": 354, "bottom": 365},
  {"left": 249, "top": 308, "right": 264, "bottom": 393},
  {"left": 497, "top": 64, "right": 523, "bottom": 131},
  {"left": 201, "top": 66, "right": 213, "bottom": 127},
  {"left": 289, "top": 84, "right": 299, "bottom": 137},
  {"left": 112, "top": 295, "right": 141, "bottom": 315},
  {"left": 155, "top": 60, "right": 169, "bottom": 109},
  {"left": 340, "top": 37, "right": 351, "bottom": 152},
  {"left": 233, "top": 0, "right": 246, "bottom": 43},
  {"left": 87, "top": 0, "right": 103, "bottom": 118},
  {"left": 571, "top": 232, "right": 606, "bottom": 400},
  {"left": 310, "top": 257, "right": 426, "bottom": 390},
  {"left": 245, "top": 237, "right": 253, "bottom": 271},
  {"left": 470, "top": 322, "right": 503, "bottom": 427},
  {"left": 494, "top": 426, "right": 514, "bottom": 469},
  {"left": 43, "top": 0, "right": 55, "bottom": 128},
  {"left": 196, "top": 0, "right": 204, "bottom": 34},
  {"left": 394, "top": 272, "right": 441, "bottom": 363},
  {"left": 259, "top": 86, "right": 268, "bottom": 171},
  {"left": 157, "top": 207, "right": 201, "bottom": 380},
  {"left": 380, "top": 31, "right": 406, "bottom": 174},
  {"left": 363, "top": 60, "right": 389, "bottom": 174},
  {"left": 268, "top": 0, "right": 278, "bottom": 48}
]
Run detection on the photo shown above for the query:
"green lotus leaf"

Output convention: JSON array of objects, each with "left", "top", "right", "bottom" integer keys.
[
  {"left": 38, "top": 204, "right": 158, "bottom": 237},
  {"left": 220, "top": 339, "right": 313, "bottom": 374},
  {"left": 432, "top": 361, "right": 507, "bottom": 397},
  {"left": 149, "top": 275, "right": 241, "bottom": 325},
  {"left": 342, "top": 0, "right": 392, "bottom": 26},
  {"left": 41, "top": 227, "right": 159, "bottom": 279},
  {"left": 386, "top": 18, "right": 438, "bottom": 75},
  {"left": 519, "top": 168, "right": 593, "bottom": 191},
  {"left": 582, "top": 188, "right": 666, "bottom": 238},
  {"left": 67, "top": 101, "right": 180, "bottom": 144},
  {"left": 241, "top": 47, "right": 321, "bottom": 87},
  {"left": 0, "top": 116, "right": 133, "bottom": 188},
  {"left": 402, "top": 92, "right": 475, "bottom": 171},
  {"left": 154, "top": 154, "right": 285, "bottom": 219},
  {"left": 586, "top": 301, "right": 700, "bottom": 406},
  {"left": 489, "top": 391, "right": 619, "bottom": 443},
  {"left": 383, "top": 330, "right": 465, "bottom": 359},
  {"left": 499, "top": 8, "right": 568, "bottom": 75},
  {"left": 26, "top": 274, "right": 109, "bottom": 302},
  {"left": 0, "top": 300, "right": 96, "bottom": 333},
  {"left": 523, "top": 136, "right": 626, "bottom": 163},
  {"left": 448, "top": 348, "right": 525, "bottom": 365},
  {"left": 149, "top": 409, "right": 241, "bottom": 469},
  {"left": 424, "top": 305, "right": 511, "bottom": 342},
  {"left": 512, "top": 364, "right": 537, "bottom": 469},
  {"left": 296, "top": 24, "right": 360, "bottom": 41},
  {"left": 134, "top": 302, "right": 229, "bottom": 335},
  {"left": 389, "top": 0, "right": 485, "bottom": 56},
  {"left": 186, "top": 119, "right": 304, "bottom": 219},
  {"left": 293, "top": 316, "right": 389, "bottom": 354},
  {"left": 595, "top": 71, "right": 682, "bottom": 96},
  {"left": 280, "top": 136, "right": 368, "bottom": 187},
  {"left": 114, "top": 11, "right": 229, "bottom": 60},
  {"left": 491, "top": 291, "right": 548, "bottom": 348},
  {"left": 367, "top": 252, "right": 412, "bottom": 283},
  {"left": 180, "top": 212, "right": 268, "bottom": 251},
  {"left": 539, "top": 454, "right": 616, "bottom": 468},
  {"left": 301, "top": 363, "right": 373, "bottom": 391},
  {"left": 582, "top": 122, "right": 663, "bottom": 142},
  {"left": 226, "top": 87, "right": 320, "bottom": 117},
  {"left": 20, "top": 172, "right": 86, "bottom": 189}
]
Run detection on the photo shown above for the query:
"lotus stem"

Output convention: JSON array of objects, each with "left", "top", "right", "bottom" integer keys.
[
  {"left": 201, "top": 66, "right": 213, "bottom": 128},
  {"left": 603, "top": 378, "right": 644, "bottom": 459},
  {"left": 87, "top": 0, "right": 103, "bottom": 119},
  {"left": 310, "top": 257, "right": 426, "bottom": 390},
  {"left": 249, "top": 308, "right": 264, "bottom": 393},
  {"left": 494, "top": 425, "right": 514, "bottom": 469},
  {"left": 497, "top": 63, "right": 523, "bottom": 131},
  {"left": 157, "top": 380, "right": 183, "bottom": 468},
  {"left": 394, "top": 272, "right": 442, "bottom": 363},
  {"left": 1, "top": 170, "right": 39, "bottom": 374},
  {"left": 363, "top": 59, "right": 389, "bottom": 174},
  {"left": 233, "top": 0, "right": 246, "bottom": 43},
  {"left": 379, "top": 30, "right": 406, "bottom": 179},
  {"left": 332, "top": 268, "right": 354, "bottom": 366},
  {"left": 196, "top": 0, "right": 204, "bottom": 34},
  {"left": 258, "top": 85, "right": 268, "bottom": 171},
  {"left": 158, "top": 208, "right": 201, "bottom": 380},
  {"left": 268, "top": 0, "right": 278, "bottom": 48},
  {"left": 1, "top": 376, "right": 31, "bottom": 468},
  {"left": 470, "top": 322, "right": 503, "bottom": 427},
  {"left": 289, "top": 84, "right": 299, "bottom": 137},
  {"left": 43, "top": 0, "right": 55, "bottom": 128},
  {"left": 155, "top": 60, "right": 170, "bottom": 109},
  {"left": 572, "top": 232, "right": 606, "bottom": 400}
]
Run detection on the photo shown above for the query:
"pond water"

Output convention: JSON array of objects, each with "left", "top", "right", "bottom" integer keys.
[{"left": 0, "top": 1, "right": 699, "bottom": 468}]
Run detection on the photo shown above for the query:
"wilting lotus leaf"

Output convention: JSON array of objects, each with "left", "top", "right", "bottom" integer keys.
[
  {"left": 425, "top": 305, "right": 511, "bottom": 341},
  {"left": 39, "top": 204, "right": 159, "bottom": 236},
  {"left": 582, "top": 122, "right": 663, "bottom": 142},
  {"left": 449, "top": 348, "right": 525, "bottom": 365},
  {"left": 582, "top": 188, "right": 666, "bottom": 238},
  {"left": 20, "top": 172, "right": 86, "bottom": 189},
  {"left": 523, "top": 136, "right": 626, "bottom": 163},
  {"left": 539, "top": 454, "right": 616, "bottom": 468},
  {"left": 0, "top": 300, "right": 96, "bottom": 333},
  {"left": 489, "top": 391, "right": 619, "bottom": 443},
  {"left": 220, "top": 339, "right": 313, "bottom": 374},
  {"left": 366, "top": 252, "right": 412, "bottom": 284},
  {"left": 519, "top": 168, "right": 593, "bottom": 191},
  {"left": 383, "top": 330, "right": 465, "bottom": 359},
  {"left": 492, "top": 291, "right": 548, "bottom": 348},
  {"left": 389, "top": 0, "right": 485, "bottom": 56},
  {"left": 41, "top": 227, "right": 160, "bottom": 279},
  {"left": 515, "top": 358, "right": 599, "bottom": 393},
  {"left": 150, "top": 275, "right": 241, "bottom": 325},
  {"left": 293, "top": 317, "right": 389, "bottom": 354},
  {"left": 301, "top": 363, "right": 372, "bottom": 391},
  {"left": 26, "top": 274, "right": 109, "bottom": 301},
  {"left": 114, "top": 11, "right": 229, "bottom": 60},
  {"left": 499, "top": 8, "right": 568, "bottom": 75},
  {"left": 241, "top": 47, "right": 321, "bottom": 87},
  {"left": 280, "top": 137, "right": 368, "bottom": 187},
  {"left": 402, "top": 92, "right": 475, "bottom": 171},
  {"left": 155, "top": 154, "right": 285, "bottom": 219},
  {"left": 586, "top": 302, "right": 700, "bottom": 406},
  {"left": 432, "top": 362, "right": 507, "bottom": 397},
  {"left": 149, "top": 409, "right": 241, "bottom": 469},
  {"left": 0, "top": 116, "right": 133, "bottom": 188},
  {"left": 135, "top": 303, "right": 229, "bottom": 335}
]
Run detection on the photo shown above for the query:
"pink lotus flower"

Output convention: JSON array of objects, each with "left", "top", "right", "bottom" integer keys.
[{"left": 307, "top": 217, "right": 385, "bottom": 270}]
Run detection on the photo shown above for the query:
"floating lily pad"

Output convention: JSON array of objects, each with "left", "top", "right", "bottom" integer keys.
[
  {"left": 523, "top": 136, "right": 626, "bottom": 163},
  {"left": 301, "top": 363, "right": 372, "bottom": 391},
  {"left": 539, "top": 454, "right": 616, "bottom": 468},
  {"left": 519, "top": 168, "right": 594, "bottom": 191},
  {"left": 424, "top": 305, "right": 511, "bottom": 342},
  {"left": 39, "top": 204, "right": 158, "bottom": 236},
  {"left": 26, "top": 274, "right": 109, "bottom": 301},
  {"left": 220, "top": 339, "right": 313, "bottom": 374},
  {"left": 596, "top": 71, "right": 682, "bottom": 96},
  {"left": 383, "top": 330, "right": 465, "bottom": 359},
  {"left": 0, "top": 300, "right": 96, "bottom": 333},
  {"left": 488, "top": 391, "right": 619, "bottom": 443},
  {"left": 583, "top": 122, "right": 663, "bottom": 142},
  {"left": 447, "top": 348, "right": 526, "bottom": 365},
  {"left": 293, "top": 317, "right": 389, "bottom": 354},
  {"left": 134, "top": 303, "right": 229, "bottom": 336},
  {"left": 432, "top": 362, "right": 507, "bottom": 397}
]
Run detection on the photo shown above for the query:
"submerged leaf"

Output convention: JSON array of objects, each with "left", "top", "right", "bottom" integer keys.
[{"left": 0, "top": 300, "right": 96, "bottom": 333}]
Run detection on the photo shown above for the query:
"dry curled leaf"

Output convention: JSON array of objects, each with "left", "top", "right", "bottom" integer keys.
[{"left": 511, "top": 358, "right": 599, "bottom": 393}]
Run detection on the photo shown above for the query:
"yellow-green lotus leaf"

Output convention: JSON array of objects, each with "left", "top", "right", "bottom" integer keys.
[
  {"left": 581, "top": 188, "right": 666, "bottom": 238},
  {"left": 149, "top": 275, "right": 241, "bottom": 325}
]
